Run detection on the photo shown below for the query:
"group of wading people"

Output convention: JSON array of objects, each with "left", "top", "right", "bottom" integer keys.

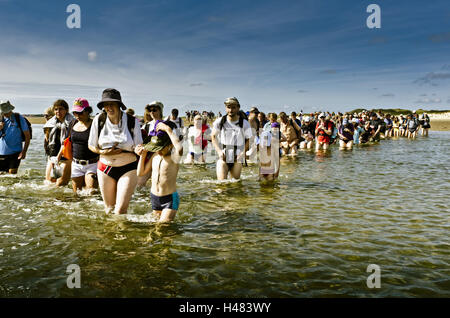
[{"left": 0, "top": 90, "right": 432, "bottom": 222}]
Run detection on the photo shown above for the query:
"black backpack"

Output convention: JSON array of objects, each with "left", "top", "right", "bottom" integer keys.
[
  {"left": 97, "top": 112, "right": 135, "bottom": 139},
  {"left": 219, "top": 114, "right": 244, "bottom": 130},
  {"left": 218, "top": 114, "right": 249, "bottom": 166},
  {"left": 14, "top": 113, "right": 32, "bottom": 140}
]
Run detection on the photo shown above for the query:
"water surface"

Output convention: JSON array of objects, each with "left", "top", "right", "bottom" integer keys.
[{"left": 1, "top": 125, "right": 449, "bottom": 297}]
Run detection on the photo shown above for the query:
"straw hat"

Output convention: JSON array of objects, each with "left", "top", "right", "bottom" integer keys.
[{"left": 0, "top": 100, "right": 15, "bottom": 114}]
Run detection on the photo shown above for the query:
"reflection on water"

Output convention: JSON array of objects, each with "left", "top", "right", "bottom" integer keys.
[{"left": 0, "top": 125, "right": 449, "bottom": 297}]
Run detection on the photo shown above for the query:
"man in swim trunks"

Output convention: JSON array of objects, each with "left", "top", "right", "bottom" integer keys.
[
  {"left": 137, "top": 121, "right": 182, "bottom": 223},
  {"left": 211, "top": 97, "right": 252, "bottom": 180},
  {"left": 279, "top": 112, "right": 301, "bottom": 155}
]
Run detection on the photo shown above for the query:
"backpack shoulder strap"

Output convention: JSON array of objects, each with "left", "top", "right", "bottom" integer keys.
[
  {"left": 97, "top": 112, "right": 107, "bottom": 138},
  {"left": 219, "top": 115, "right": 227, "bottom": 130},
  {"left": 144, "top": 122, "right": 150, "bottom": 134},
  {"left": 14, "top": 113, "right": 22, "bottom": 131},
  {"left": 126, "top": 113, "right": 135, "bottom": 140},
  {"left": 238, "top": 114, "right": 244, "bottom": 128}
]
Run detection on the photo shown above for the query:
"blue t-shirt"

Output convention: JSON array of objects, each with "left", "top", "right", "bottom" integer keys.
[{"left": 0, "top": 114, "right": 29, "bottom": 155}]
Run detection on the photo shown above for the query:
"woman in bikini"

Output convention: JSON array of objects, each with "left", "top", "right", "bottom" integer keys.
[{"left": 88, "top": 88, "right": 143, "bottom": 214}]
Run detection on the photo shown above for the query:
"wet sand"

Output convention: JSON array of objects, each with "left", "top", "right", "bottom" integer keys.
[{"left": 429, "top": 119, "right": 450, "bottom": 131}]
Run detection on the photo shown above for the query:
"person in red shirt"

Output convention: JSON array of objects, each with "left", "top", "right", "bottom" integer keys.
[{"left": 315, "top": 113, "right": 333, "bottom": 152}]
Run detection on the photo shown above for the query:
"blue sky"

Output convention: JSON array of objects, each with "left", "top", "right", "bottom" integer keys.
[{"left": 0, "top": 0, "right": 449, "bottom": 115}]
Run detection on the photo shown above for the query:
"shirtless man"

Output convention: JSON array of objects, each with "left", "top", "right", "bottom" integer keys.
[
  {"left": 279, "top": 112, "right": 301, "bottom": 155},
  {"left": 137, "top": 121, "right": 183, "bottom": 223}
]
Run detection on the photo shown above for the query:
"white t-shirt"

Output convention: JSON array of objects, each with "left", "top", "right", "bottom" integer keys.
[
  {"left": 212, "top": 116, "right": 253, "bottom": 162},
  {"left": 88, "top": 112, "right": 143, "bottom": 152},
  {"left": 187, "top": 125, "right": 211, "bottom": 154}
]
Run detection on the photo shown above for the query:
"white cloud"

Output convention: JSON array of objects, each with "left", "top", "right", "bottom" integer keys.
[
  {"left": 88, "top": 51, "right": 97, "bottom": 62},
  {"left": 414, "top": 98, "right": 441, "bottom": 104}
]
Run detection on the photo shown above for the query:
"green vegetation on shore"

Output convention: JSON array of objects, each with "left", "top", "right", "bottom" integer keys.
[{"left": 348, "top": 108, "right": 450, "bottom": 115}]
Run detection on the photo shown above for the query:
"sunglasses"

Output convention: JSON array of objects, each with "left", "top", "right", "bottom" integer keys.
[
  {"left": 148, "top": 108, "right": 159, "bottom": 112},
  {"left": 73, "top": 111, "right": 84, "bottom": 115}
]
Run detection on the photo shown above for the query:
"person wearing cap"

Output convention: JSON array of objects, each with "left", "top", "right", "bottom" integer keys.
[
  {"left": 88, "top": 88, "right": 143, "bottom": 214},
  {"left": 59, "top": 98, "right": 98, "bottom": 194},
  {"left": 315, "top": 112, "right": 333, "bottom": 152},
  {"left": 143, "top": 101, "right": 164, "bottom": 142},
  {"left": 337, "top": 116, "right": 354, "bottom": 150},
  {"left": 137, "top": 121, "right": 183, "bottom": 223},
  {"left": 184, "top": 114, "right": 211, "bottom": 164},
  {"left": 211, "top": 97, "right": 252, "bottom": 180},
  {"left": 43, "top": 99, "right": 74, "bottom": 185},
  {"left": 137, "top": 101, "right": 165, "bottom": 187},
  {"left": 0, "top": 101, "right": 31, "bottom": 174},
  {"left": 299, "top": 116, "right": 315, "bottom": 149}
]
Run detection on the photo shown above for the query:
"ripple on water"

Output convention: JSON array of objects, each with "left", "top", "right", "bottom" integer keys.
[{"left": 1, "top": 131, "right": 450, "bottom": 297}]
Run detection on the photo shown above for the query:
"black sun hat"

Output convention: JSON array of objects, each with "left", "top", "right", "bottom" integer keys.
[{"left": 97, "top": 88, "right": 127, "bottom": 110}]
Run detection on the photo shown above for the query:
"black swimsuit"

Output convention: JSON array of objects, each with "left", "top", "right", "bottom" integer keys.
[{"left": 97, "top": 160, "right": 138, "bottom": 181}]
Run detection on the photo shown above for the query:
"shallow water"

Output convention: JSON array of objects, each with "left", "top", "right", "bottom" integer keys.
[{"left": 0, "top": 125, "right": 449, "bottom": 297}]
